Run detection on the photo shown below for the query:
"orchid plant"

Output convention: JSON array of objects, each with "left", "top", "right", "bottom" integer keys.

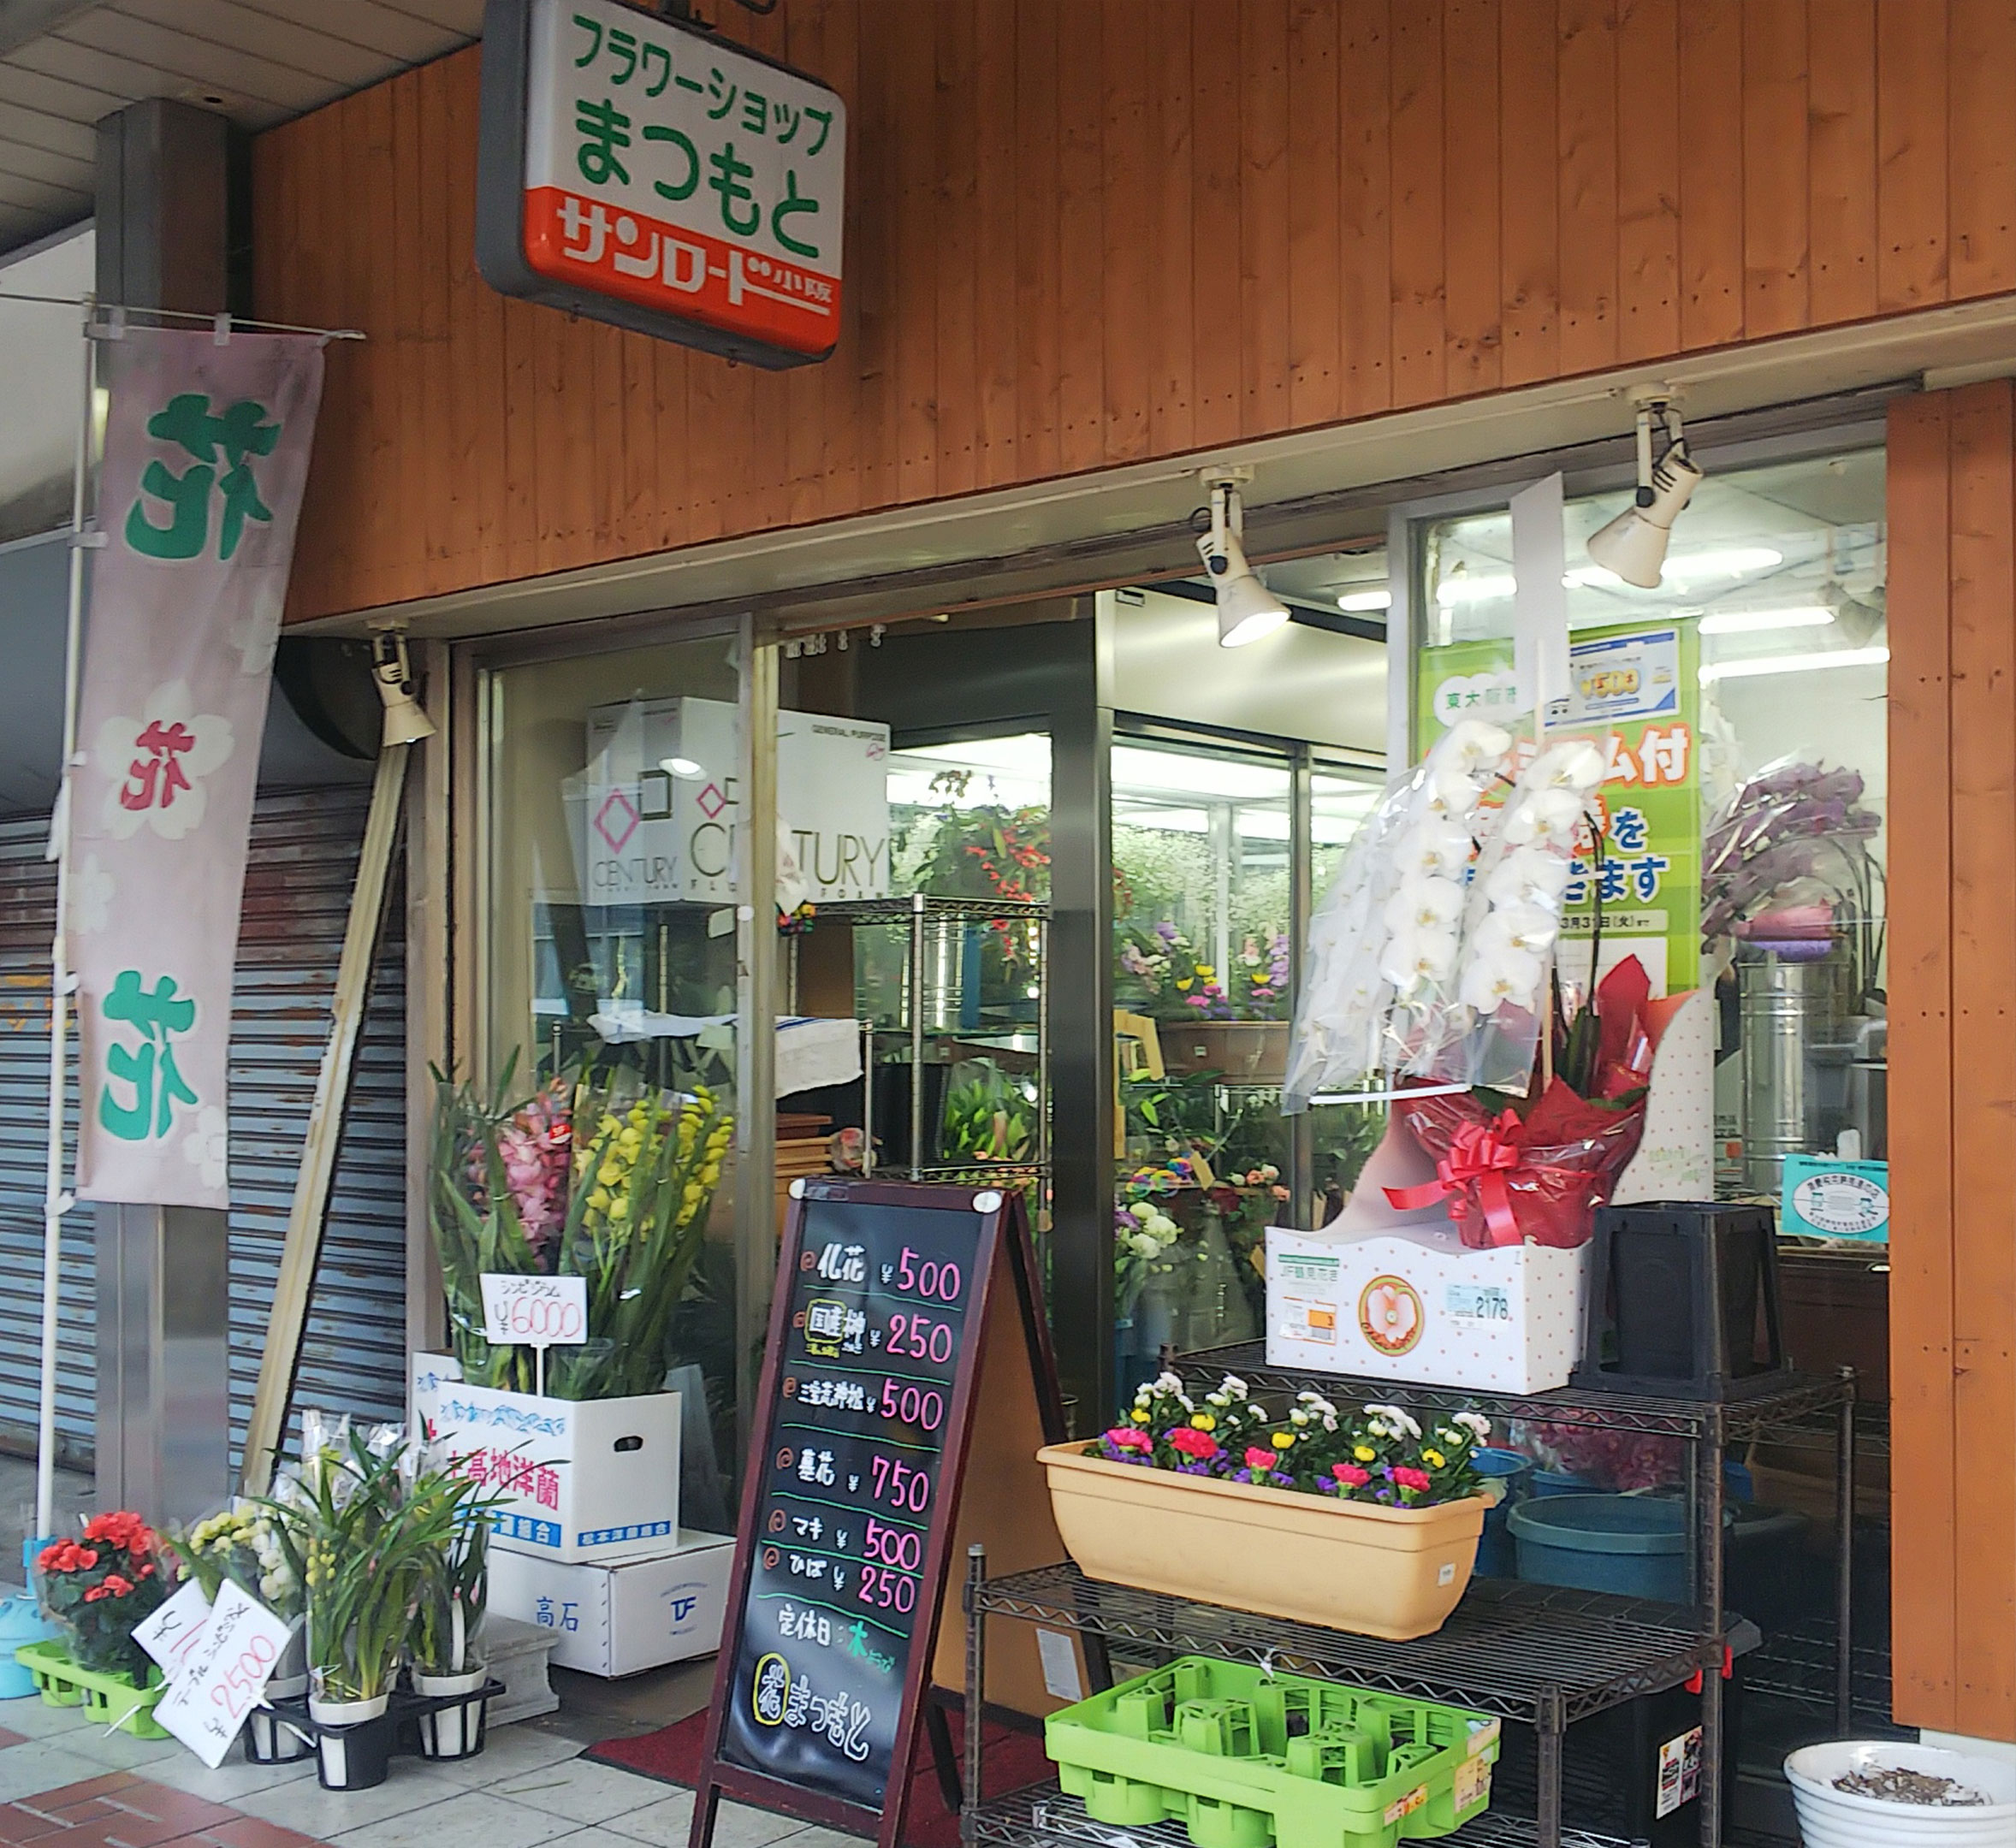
[
  {"left": 1287, "top": 719, "right": 1610, "bottom": 1108},
  {"left": 1098, "top": 1372, "right": 1490, "bottom": 1511}
]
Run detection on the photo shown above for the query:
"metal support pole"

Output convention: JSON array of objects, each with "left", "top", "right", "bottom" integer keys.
[
  {"left": 1699, "top": 1404, "right": 1727, "bottom": 1848},
  {"left": 36, "top": 302, "right": 92, "bottom": 1543},
  {"left": 910, "top": 893, "right": 925, "bottom": 1176},
  {"left": 1288, "top": 749, "right": 1313, "bottom": 1225},
  {"left": 963, "top": 1543, "right": 987, "bottom": 1840},
  {"left": 1835, "top": 1372, "right": 1858, "bottom": 1734},
  {"left": 734, "top": 619, "right": 779, "bottom": 1464},
  {"left": 1535, "top": 1686, "right": 1564, "bottom": 1848}
]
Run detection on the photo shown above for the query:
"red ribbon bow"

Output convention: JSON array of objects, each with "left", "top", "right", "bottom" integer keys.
[{"left": 1384, "top": 1109, "right": 1526, "bottom": 1246}]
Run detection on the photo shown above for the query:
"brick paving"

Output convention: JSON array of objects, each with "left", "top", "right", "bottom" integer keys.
[{"left": 0, "top": 1776, "right": 323, "bottom": 1848}]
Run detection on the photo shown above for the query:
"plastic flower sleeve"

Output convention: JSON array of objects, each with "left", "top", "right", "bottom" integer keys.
[{"left": 1284, "top": 720, "right": 1512, "bottom": 1112}]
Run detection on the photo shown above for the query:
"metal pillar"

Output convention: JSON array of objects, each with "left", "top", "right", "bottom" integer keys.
[
  {"left": 90, "top": 97, "right": 234, "bottom": 1504},
  {"left": 1049, "top": 681, "right": 1114, "bottom": 1432},
  {"left": 94, "top": 1205, "right": 229, "bottom": 1524}
]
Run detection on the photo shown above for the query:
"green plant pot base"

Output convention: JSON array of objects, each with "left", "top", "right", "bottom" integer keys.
[{"left": 15, "top": 1639, "right": 168, "bottom": 1738}]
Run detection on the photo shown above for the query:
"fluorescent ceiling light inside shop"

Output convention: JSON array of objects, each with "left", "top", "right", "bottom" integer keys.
[
  {"left": 1699, "top": 646, "right": 1889, "bottom": 684},
  {"left": 1438, "top": 547, "right": 1785, "bottom": 607},
  {"left": 1337, "top": 588, "right": 1392, "bottom": 612},
  {"left": 1697, "top": 607, "right": 1835, "bottom": 637}
]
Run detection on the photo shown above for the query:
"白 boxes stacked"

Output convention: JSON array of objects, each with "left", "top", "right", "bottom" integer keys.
[
  {"left": 487, "top": 1531, "right": 735, "bottom": 1677},
  {"left": 411, "top": 1353, "right": 680, "bottom": 1564}
]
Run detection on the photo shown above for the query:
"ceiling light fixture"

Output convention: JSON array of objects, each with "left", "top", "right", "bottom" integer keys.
[
  {"left": 1586, "top": 386, "right": 1703, "bottom": 589},
  {"left": 1337, "top": 587, "right": 1393, "bottom": 613},
  {"left": 660, "top": 755, "right": 703, "bottom": 776},
  {"left": 1194, "top": 475, "right": 1290, "bottom": 648},
  {"left": 1697, "top": 606, "right": 1835, "bottom": 637},
  {"left": 1699, "top": 645, "right": 1889, "bottom": 684}
]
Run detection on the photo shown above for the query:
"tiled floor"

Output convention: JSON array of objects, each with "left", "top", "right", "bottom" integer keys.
[{"left": 0, "top": 1697, "right": 864, "bottom": 1848}]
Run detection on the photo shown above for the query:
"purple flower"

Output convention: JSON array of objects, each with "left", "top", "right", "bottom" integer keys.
[{"left": 1153, "top": 921, "right": 1178, "bottom": 944}]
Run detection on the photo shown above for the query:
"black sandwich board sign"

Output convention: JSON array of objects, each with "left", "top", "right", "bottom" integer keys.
[{"left": 688, "top": 1178, "right": 1076, "bottom": 1848}]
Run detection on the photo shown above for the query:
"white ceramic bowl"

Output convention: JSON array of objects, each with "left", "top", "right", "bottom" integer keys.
[{"left": 1785, "top": 1741, "right": 2016, "bottom": 1847}]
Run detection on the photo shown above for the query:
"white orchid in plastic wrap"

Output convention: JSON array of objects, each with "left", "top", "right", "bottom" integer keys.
[
  {"left": 1485, "top": 844, "right": 1573, "bottom": 907},
  {"left": 1381, "top": 873, "right": 1464, "bottom": 936},
  {"left": 1282, "top": 716, "right": 1515, "bottom": 1111},
  {"left": 1379, "top": 925, "right": 1458, "bottom": 998}
]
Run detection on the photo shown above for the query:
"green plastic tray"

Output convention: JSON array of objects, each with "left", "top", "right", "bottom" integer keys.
[
  {"left": 15, "top": 1638, "right": 169, "bottom": 1738},
  {"left": 1044, "top": 1656, "right": 1500, "bottom": 1848}
]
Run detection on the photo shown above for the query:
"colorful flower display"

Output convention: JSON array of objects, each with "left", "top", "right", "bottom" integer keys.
[
  {"left": 430, "top": 1060, "right": 732, "bottom": 1400},
  {"left": 1096, "top": 1374, "right": 1490, "bottom": 1511}
]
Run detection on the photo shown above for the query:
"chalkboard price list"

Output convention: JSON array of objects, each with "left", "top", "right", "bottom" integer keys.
[{"left": 718, "top": 1195, "right": 991, "bottom": 1810}]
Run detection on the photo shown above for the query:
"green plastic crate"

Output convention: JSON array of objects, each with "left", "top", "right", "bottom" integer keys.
[
  {"left": 1044, "top": 1656, "right": 1500, "bottom": 1848},
  {"left": 15, "top": 1638, "right": 169, "bottom": 1738}
]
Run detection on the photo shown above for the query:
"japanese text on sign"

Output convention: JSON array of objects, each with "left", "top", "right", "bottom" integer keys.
[
  {"left": 519, "top": 0, "right": 845, "bottom": 358},
  {"left": 482, "top": 1272, "right": 590, "bottom": 1349},
  {"left": 718, "top": 1196, "right": 988, "bottom": 1812},
  {"left": 151, "top": 1582, "right": 295, "bottom": 1770}
]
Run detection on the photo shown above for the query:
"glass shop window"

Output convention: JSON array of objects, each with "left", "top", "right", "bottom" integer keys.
[
  {"left": 482, "top": 633, "right": 746, "bottom": 1527},
  {"left": 1419, "top": 445, "right": 1889, "bottom": 1211}
]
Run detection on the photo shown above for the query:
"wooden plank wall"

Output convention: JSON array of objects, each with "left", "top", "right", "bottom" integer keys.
[
  {"left": 1888, "top": 382, "right": 2016, "bottom": 1743},
  {"left": 257, "top": 0, "right": 2016, "bottom": 625}
]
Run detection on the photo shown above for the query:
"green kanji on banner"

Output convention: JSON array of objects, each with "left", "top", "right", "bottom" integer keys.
[
  {"left": 98, "top": 969, "right": 199, "bottom": 1142},
  {"left": 124, "top": 394, "right": 282, "bottom": 562}
]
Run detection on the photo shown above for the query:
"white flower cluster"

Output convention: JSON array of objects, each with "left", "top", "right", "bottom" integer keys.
[
  {"left": 1363, "top": 1401, "right": 1423, "bottom": 1441},
  {"left": 1125, "top": 1201, "right": 1182, "bottom": 1259},
  {"left": 1139, "top": 1370, "right": 1195, "bottom": 1413},
  {"left": 187, "top": 1500, "right": 300, "bottom": 1612},
  {"left": 1289, "top": 1389, "right": 1341, "bottom": 1433},
  {"left": 1461, "top": 739, "right": 1605, "bottom": 1015},
  {"left": 1377, "top": 720, "right": 1513, "bottom": 1000}
]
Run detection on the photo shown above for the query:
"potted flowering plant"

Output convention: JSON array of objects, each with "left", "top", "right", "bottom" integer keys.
[
  {"left": 430, "top": 1060, "right": 732, "bottom": 1400},
  {"left": 407, "top": 1448, "right": 497, "bottom": 1762},
  {"left": 36, "top": 1513, "right": 168, "bottom": 1685},
  {"left": 1040, "top": 1375, "right": 1491, "bottom": 1640},
  {"left": 174, "top": 1500, "right": 309, "bottom": 1760}
]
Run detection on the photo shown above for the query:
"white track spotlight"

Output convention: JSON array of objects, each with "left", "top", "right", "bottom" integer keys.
[
  {"left": 368, "top": 622, "right": 436, "bottom": 748},
  {"left": 1586, "top": 389, "right": 1703, "bottom": 589},
  {"left": 1195, "top": 477, "right": 1290, "bottom": 648}
]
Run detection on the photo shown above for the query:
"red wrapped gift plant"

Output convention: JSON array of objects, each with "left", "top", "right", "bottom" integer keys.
[{"left": 1385, "top": 954, "right": 1680, "bottom": 1249}]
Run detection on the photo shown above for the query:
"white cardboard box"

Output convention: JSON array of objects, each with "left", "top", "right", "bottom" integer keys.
[
  {"left": 412, "top": 1353, "right": 680, "bottom": 1565},
  {"left": 1266, "top": 1221, "right": 1591, "bottom": 1393},
  {"left": 488, "top": 1531, "right": 735, "bottom": 1677}
]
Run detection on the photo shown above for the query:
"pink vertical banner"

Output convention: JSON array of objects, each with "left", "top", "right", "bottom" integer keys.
[{"left": 70, "top": 326, "right": 325, "bottom": 1208}]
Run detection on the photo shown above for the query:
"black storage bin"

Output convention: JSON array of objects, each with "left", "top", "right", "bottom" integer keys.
[{"left": 1575, "top": 1200, "right": 1789, "bottom": 1397}]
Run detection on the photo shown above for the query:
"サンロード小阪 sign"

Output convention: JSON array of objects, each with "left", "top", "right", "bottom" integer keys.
[{"left": 477, "top": 0, "right": 845, "bottom": 367}]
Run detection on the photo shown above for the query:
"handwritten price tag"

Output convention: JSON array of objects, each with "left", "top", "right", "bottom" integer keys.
[
  {"left": 152, "top": 1581, "right": 295, "bottom": 1769},
  {"left": 481, "top": 1274, "right": 589, "bottom": 1349},
  {"left": 133, "top": 1580, "right": 212, "bottom": 1683}
]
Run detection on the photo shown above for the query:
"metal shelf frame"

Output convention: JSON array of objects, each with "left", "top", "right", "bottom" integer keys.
[
  {"left": 1167, "top": 1342, "right": 1862, "bottom": 1835},
  {"left": 960, "top": 1355, "right": 1861, "bottom": 1848},
  {"left": 961, "top": 1552, "right": 1731, "bottom": 1848},
  {"left": 964, "top": 1783, "right": 1641, "bottom": 1848},
  {"left": 815, "top": 893, "right": 1052, "bottom": 1184}
]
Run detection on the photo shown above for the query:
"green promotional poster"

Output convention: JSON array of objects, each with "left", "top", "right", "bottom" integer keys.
[{"left": 1415, "top": 620, "right": 1701, "bottom": 995}]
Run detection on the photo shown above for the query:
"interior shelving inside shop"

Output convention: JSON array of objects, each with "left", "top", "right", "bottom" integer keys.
[{"left": 788, "top": 892, "right": 1050, "bottom": 1190}]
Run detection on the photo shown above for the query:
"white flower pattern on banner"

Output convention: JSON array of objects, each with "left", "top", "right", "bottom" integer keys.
[
  {"left": 95, "top": 680, "right": 235, "bottom": 842},
  {"left": 182, "top": 1105, "right": 228, "bottom": 1192},
  {"left": 228, "top": 607, "right": 282, "bottom": 678},
  {"left": 70, "top": 853, "right": 114, "bottom": 936}
]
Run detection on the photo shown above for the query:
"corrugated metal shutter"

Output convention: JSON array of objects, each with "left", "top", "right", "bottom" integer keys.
[
  {"left": 228, "top": 788, "right": 408, "bottom": 1470},
  {"left": 0, "top": 786, "right": 406, "bottom": 1471},
  {"left": 0, "top": 817, "right": 92, "bottom": 1464}
]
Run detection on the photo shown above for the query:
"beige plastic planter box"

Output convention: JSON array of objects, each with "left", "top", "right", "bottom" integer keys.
[{"left": 1036, "top": 1443, "right": 1485, "bottom": 1641}]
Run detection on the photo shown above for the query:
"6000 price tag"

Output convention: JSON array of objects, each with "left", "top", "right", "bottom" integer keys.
[{"left": 481, "top": 1273, "right": 589, "bottom": 1348}]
